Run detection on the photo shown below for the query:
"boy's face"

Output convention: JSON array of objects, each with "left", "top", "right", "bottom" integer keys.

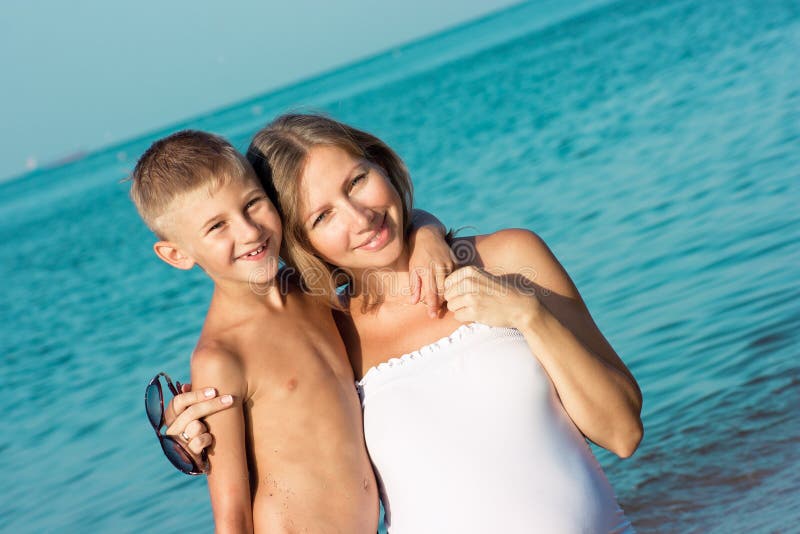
[{"left": 156, "top": 174, "right": 283, "bottom": 288}]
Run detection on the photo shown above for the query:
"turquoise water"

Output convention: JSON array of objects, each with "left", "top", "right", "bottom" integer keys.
[{"left": 2, "top": 0, "right": 799, "bottom": 531}]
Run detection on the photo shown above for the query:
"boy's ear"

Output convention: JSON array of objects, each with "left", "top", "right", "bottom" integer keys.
[{"left": 153, "top": 241, "right": 196, "bottom": 270}]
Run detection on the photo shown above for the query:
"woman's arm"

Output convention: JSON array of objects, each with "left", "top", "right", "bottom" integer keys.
[
  {"left": 443, "top": 229, "right": 643, "bottom": 458},
  {"left": 191, "top": 347, "right": 254, "bottom": 533}
]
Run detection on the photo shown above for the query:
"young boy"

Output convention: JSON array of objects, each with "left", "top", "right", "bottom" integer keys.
[{"left": 130, "top": 131, "right": 379, "bottom": 533}]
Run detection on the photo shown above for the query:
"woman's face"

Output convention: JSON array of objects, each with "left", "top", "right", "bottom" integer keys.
[{"left": 298, "top": 144, "right": 405, "bottom": 273}]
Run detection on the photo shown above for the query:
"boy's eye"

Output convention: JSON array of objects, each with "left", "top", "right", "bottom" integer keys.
[
  {"left": 208, "top": 221, "right": 224, "bottom": 233},
  {"left": 246, "top": 197, "right": 264, "bottom": 209}
]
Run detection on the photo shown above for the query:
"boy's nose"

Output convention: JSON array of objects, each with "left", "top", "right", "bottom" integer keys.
[{"left": 239, "top": 216, "right": 264, "bottom": 243}]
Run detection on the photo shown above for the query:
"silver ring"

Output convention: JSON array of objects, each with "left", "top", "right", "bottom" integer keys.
[{"left": 180, "top": 431, "right": 191, "bottom": 442}]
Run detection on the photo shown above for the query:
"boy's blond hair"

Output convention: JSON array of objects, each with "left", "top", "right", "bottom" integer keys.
[{"left": 129, "top": 130, "right": 252, "bottom": 238}]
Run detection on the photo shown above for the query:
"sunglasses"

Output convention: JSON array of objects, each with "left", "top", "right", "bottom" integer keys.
[{"left": 145, "top": 372, "right": 209, "bottom": 475}]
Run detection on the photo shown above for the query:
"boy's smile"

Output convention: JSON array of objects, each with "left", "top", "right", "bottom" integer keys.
[
  {"left": 156, "top": 174, "right": 283, "bottom": 289},
  {"left": 236, "top": 239, "right": 270, "bottom": 261}
]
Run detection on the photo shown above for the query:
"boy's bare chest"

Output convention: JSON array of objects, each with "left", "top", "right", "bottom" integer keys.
[{"left": 242, "top": 311, "right": 355, "bottom": 397}]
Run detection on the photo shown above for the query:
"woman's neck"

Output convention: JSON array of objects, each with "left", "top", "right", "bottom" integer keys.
[{"left": 348, "top": 248, "right": 413, "bottom": 312}]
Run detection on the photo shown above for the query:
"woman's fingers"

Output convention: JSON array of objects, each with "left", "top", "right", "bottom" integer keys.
[
  {"left": 444, "top": 265, "right": 478, "bottom": 291},
  {"left": 447, "top": 294, "right": 477, "bottom": 323},
  {"left": 444, "top": 269, "right": 482, "bottom": 302},
  {"left": 453, "top": 308, "right": 475, "bottom": 323},
  {"left": 169, "top": 417, "right": 214, "bottom": 459},
  {"left": 187, "top": 432, "right": 213, "bottom": 456},
  {"left": 164, "top": 386, "right": 216, "bottom": 426},
  {"left": 166, "top": 394, "right": 233, "bottom": 437},
  {"left": 444, "top": 266, "right": 512, "bottom": 325},
  {"left": 180, "top": 418, "right": 214, "bottom": 456},
  {"left": 183, "top": 419, "right": 206, "bottom": 439}
]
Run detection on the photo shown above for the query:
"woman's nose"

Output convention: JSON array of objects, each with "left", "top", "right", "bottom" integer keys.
[{"left": 345, "top": 201, "right": 374, "bottom": 228}]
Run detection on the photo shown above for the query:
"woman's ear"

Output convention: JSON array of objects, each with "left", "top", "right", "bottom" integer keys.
[{"left": 153, "top": 241, "right": 196, "bottom": 270}]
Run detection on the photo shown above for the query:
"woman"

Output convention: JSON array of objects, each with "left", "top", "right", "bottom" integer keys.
[{"left": 167, "top": 114, "right": 643, "bottom": 532}]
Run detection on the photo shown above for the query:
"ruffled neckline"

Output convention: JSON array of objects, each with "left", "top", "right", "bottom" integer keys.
[{"left": 357, "top": 322, "right": 519, "bottom": 386}]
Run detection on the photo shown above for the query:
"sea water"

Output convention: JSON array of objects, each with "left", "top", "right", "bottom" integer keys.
[{"left": 1, "top": 0, "right": 798, "bottom": 531}]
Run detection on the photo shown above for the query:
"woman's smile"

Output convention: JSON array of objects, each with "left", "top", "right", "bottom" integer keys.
[{"left": 353, "top": 213, "right": 390, "bottom": 251}]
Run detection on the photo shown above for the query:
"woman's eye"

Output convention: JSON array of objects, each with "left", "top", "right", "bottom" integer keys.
[
  {"left": 350, "top": 173, "right": 367, "bottom": 190},
  {"left": 208, "top": 221, "right": 224, "bottom": 233},
  {"left": 312, "top": 211, "right": 328, "bottom": 227},
  {"left": 246, "top": 197, "right": 263, "bottom": 209}
]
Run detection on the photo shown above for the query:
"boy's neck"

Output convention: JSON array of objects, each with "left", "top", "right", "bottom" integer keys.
[{"left": 212, "top": 275, "right": 287, "bottom": 311}]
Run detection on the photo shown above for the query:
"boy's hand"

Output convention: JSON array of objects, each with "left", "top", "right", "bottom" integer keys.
[
  {"left": 164, "top": 383, "right": 233, "bottom": 457},
  {"left": 408, "top": 225, "right": 455, "bottom": 318}
]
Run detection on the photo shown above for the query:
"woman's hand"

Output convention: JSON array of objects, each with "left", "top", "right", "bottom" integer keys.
[
  {"left": 163, "top": 383, "right": 233, "bottom": 460},
  {"left": 443, "top": 266, "right": 545, "bottom": 328},
  {"left": 446, "top": 229, "right": 643, "bottom": 457},
  {"left": 407, "top": 224, "right": 455, "bottom": 318}
]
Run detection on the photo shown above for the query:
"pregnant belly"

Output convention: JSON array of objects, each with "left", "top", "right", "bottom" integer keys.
[{"left": 360, "top": 330, "right": 626, "bottom": 532}]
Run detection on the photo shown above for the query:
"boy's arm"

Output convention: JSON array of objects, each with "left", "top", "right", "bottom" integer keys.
[
  {"left": 191, "top": 347, "right": 253, "bottom": 534},
  {"left": 410, "top": 208, "right": 447, "bottom": 236},
  {"left": 408, "top": 209, "right": 454, "bottom": 318}
]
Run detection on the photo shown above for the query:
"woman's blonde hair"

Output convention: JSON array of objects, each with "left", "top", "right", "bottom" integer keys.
[{"left": 246, "top": 113, "right": 414, "bottom": 309}]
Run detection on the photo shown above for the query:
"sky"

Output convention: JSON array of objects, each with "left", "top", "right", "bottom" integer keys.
[{"left": 0, "top": 0, "right": 521, "bottom": 182}]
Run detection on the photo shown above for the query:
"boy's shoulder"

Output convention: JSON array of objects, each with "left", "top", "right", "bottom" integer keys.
[
  {"left": 190, "top": 337, "right": 248, "bottom": 398},
  {"left": 197, "top": 301, "right": 278, "bottom": 358},
  {"left": 191, "top": 337, "right": 244, "bottom": 377},
  {"left": 198, "top": 279, "right": 314, "bottom": 353},
  {"left": 190, "top": 332, "right": 260, "bottom": 399},
  {"left": 191, "top": 337, "right": 241, "bottom": 366}
]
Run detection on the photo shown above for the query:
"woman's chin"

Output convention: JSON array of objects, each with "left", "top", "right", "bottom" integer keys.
[{"left": 355, "top": 242, "right": 407, "bottom": 273}]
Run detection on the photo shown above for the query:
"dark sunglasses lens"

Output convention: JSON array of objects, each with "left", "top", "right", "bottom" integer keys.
[
  {"left": 160, "top": 436, "right": 199, "bottom": 474},
  {"left": 145, "top": 382, "right": 163, "bottom": 429}
]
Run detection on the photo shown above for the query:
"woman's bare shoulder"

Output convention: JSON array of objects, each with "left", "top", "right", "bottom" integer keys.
[
  {"left": 458, "top": 229, "right": 580, "bottom": 300},
  {"left": 452, "top": 228, "right": 547, "bottom": 265}
]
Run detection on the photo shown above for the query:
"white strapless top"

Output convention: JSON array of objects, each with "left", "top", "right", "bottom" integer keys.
[{"left": 357, "top": 323, "right": 633, "bottom": 534}]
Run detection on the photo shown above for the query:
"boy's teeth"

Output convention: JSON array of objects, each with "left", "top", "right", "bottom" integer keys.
[{"left": 248, "top": 246, "right": 264, "bottom": 256}]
